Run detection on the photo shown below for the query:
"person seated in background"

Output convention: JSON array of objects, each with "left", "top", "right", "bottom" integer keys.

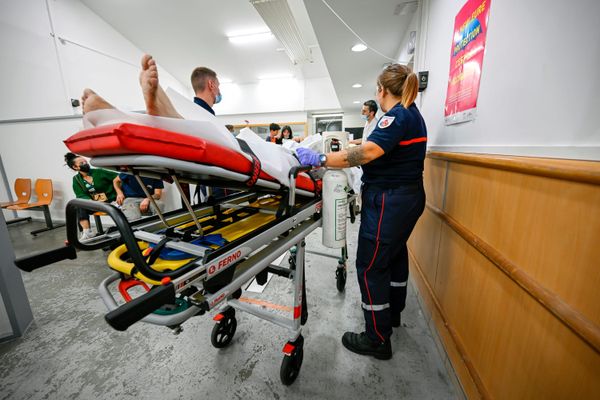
[
  {"left": 64, "top": 152, "right": 117, "bottom": 239},
  {"left": 349, "top": 100, "right": 378, "bottom": 145},
  {"left": 266, "top": 123, "right": 283, "bottom": 144},
  {"left": 225, "top": 124, "right": 235, "bottom": 134},
  {"left": 281, "top": 125, "right": 302, "bottom": 143},
  {"left": 113, "top": 173, "right": 165, "bottom": 221}
]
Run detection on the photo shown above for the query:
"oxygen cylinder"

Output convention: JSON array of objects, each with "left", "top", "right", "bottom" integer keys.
[{"left": 322, "top": 169, "right": 348, "bottom": 248}]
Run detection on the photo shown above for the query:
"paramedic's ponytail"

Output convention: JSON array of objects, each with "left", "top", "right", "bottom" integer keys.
[
  {"left": 377, "top": 64, "right": 418, "bottom": 108},
  {"left": 401, "top": 72, "right": 418, "bottom": 108}
]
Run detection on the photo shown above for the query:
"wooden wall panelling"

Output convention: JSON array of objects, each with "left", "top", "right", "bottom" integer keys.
[
  {"left": 434, "top": 225, "right": 600, "bottom": 399},
  {"left": 409, "top": 245, "right": 485, "bottom": 399},
  {"left": 423, "top": 157, "right": 447, "bottom": 209},
  {"left": 428, "top": 152, "right": 600, "bottom": 186},
  {"left": 443, "top": 162, "right": 600, "bottom": 326},
  {"left": 408, "top": 207, "right": 443, "bottom": 285}
]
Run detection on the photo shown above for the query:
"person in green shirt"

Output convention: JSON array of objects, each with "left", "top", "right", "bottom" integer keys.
[{"left": 64, "top": 152, "right": 117, "bottom": 239}]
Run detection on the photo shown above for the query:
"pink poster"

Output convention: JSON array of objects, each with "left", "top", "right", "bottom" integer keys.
[{"left": 444, "top": 0, "right": 491, "bottom": 124}]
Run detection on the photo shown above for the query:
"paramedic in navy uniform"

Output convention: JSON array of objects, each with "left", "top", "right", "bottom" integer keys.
[{"left": 296, "top": 64, "right": 426, "bottom": 359}]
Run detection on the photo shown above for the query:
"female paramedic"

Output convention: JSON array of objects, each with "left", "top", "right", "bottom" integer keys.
[
  {"left": 64, "top": 152, "right": 118, "bottom": 240},
  {"left": 296, "top": 64, "right": 426, "bottom": 360}
]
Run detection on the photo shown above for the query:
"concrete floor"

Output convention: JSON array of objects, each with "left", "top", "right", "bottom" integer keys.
[{"left": 1, "top": 218, "right": 457, "bottom": 400}]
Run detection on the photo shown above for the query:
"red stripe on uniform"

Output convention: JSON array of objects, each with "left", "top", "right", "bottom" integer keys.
[
  {"left": 293, "top": 305, "right": 302, "bottom": 319},
  {"left": 399, "top": 137, "right": 427, "bottom": 146},
  {"left": 363, "top": 193, "right": 386, "bottom": 343}
]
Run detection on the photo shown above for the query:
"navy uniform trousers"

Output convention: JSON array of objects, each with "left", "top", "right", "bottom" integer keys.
[{"left": 356, "top": 182, "right": 425, "bottom": 343}]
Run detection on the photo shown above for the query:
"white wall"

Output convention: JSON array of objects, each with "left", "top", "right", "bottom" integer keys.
[
  {"left": 0, "top": 0, "right": 188, "bottom": 221},
  {"left": 214, "top": 76, "right": 340, "bottom": 116},
  {"left": 396, "top": 10, "right": 419, "bottom": 65},
  {"left": 415, "top": 0, "right": 600, "bottom": 160},
  {"left": 216, "top": 111, "right": 308, "bottom": 126},
  {"left": 0, "top": 0, "right": 71, "bottom": 120},
  {"left": 343, "top": 113, "right": 365, "bottom": 130},
  {"left": 304, "top": 77, "right": 341, "bottom": 111}
]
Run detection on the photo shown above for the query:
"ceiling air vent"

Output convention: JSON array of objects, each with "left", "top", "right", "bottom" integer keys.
[{"left": 249, "top": 0, "right": 313, "bottom": 65}]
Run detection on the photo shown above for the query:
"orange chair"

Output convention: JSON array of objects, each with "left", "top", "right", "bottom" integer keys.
[
  {"left": 0, "top": 178, "right": 32, "bottom": 208},
  {"left": 2, "top": 178, "right": 34, "bottom": 225},
  {"left": 7, "top": 178, "right": 65, "bottom": 236}
]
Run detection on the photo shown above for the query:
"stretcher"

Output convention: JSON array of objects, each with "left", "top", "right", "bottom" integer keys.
[{"left": 16, "top": 122, "right": 356, "bottom": 386}]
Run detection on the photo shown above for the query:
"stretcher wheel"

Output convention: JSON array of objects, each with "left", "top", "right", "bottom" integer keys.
[
  {"left": 211, "top": 309, "right": 237, "bottom": 348},
  {"left": 280, "top": 335, "right": 304, "bottom": 385},
  {"left": 336, "top": 263, "right": 347, "bottom": 292}
]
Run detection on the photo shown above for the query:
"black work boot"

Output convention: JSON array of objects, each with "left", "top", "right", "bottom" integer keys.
[
  {"left": 391, "top": 314, "right": 401, "bottom": 328},
  {"left": 341, "top": 332, "right": 392, "bottom": 360}
]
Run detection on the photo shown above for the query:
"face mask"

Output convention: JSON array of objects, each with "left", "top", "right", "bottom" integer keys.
[
  {"left": 215, "top": 93, "right": 222, "bottom": 104},
  {"left": 361, "top": 114, "right": 368, "bottom": 121},
  {"left": 79, "top": 163, "right": 90, "bottom": 173}
]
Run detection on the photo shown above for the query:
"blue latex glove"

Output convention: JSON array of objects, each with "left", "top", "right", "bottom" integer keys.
[{"left": 296, "top": 147, "right": 321, "bottom": 167}]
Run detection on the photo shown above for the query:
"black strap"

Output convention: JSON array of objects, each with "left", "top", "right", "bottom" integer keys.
[
  {"left": 236, "top": 139, "right": 262, "bottom": 187},
  {"left": 76, "top": 174, "right": 94, "bottom": 197},
  {"left": 307, "top": 170, "right": 320, "bottom": 195},
  {"left": 146, "top": 237, "right": 170, "bottom": 266},
  {"left": 276, "top": 190, "right": 289, "bottom": 219}
]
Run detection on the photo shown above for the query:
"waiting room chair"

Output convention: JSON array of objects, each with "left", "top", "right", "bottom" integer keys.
[
  {"left": 7, "top": 178, "right": 65, "bottom": 236},
  {"left": 0, "top": 178, "right": 32, "bottom": 207},
  {"left": 1, "top": 178, "right": 34, "bottom": 225}
]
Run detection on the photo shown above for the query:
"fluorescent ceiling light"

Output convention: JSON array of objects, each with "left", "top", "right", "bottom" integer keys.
[
  {"left": 353, "top": 101, "right": 361, "bottom": 104},
  {"left": 258, "top": 73, "right": 293, "bottom": 80},
  {"left": 352, "top": 83, "right": 362, "bottom": 88},
  {"left": 351, "top": 43, "right": 367, "bottom": 52},
  {"left": 219, "top": 78, "right": 233, "bottom": 84},
  {"left": 250, "top": 0, "right": 313, "bottom": 65},
  {"left": 227, "top": 30, "right": 273, "bottom": 45}
]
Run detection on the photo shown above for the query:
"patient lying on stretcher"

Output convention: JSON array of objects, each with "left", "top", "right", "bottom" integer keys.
[{"left": 80, "top": 55, "right": 303, "bottom": 186}]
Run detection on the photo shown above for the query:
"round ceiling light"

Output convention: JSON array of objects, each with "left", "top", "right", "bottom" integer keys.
[
  {"left": 352, "top": 83, "right": 362, "bottom": 88},
  {"left": 351, "top": 43, "right": 367, "bottom": 52}
]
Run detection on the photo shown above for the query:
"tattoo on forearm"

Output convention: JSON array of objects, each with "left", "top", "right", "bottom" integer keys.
[{"left": 346, "top": 146, "right": 364, "bottom": 167}]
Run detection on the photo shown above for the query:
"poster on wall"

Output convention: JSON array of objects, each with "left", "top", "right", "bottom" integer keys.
[{"left": 444, "top": 0, "right": 491, "bottom": 125}]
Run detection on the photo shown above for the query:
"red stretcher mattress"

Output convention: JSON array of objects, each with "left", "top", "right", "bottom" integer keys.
[{"left": 64, "top": 123, "right": 317, "bottom": 192}]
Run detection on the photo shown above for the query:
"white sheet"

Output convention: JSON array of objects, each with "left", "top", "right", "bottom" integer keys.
[
  {"left": 82, "top": 92, "right": 299, "bottom": 185},
  {"left": 82, "top": 90, "right": 360, "bottom": 189}
]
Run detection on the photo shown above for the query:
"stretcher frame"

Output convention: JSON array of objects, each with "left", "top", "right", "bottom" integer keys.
[
  {"left": 16, "top": 119, "right": 360, "bottom": 383},
  {"left": 17, "top": 154, "right": 328, "bottom": 385}
]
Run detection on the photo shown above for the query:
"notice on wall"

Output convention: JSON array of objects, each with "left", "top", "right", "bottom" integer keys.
[{"left": 444, "top": 0, "right": 491, "bottom": 125}]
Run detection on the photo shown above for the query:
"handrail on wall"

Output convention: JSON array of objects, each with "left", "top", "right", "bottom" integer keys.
[
  {"left": 428, "top": 151, "right": 600, "bottom": 186},
  {"left": 423, "top": 152, "right": 600, "bottom": 354}
]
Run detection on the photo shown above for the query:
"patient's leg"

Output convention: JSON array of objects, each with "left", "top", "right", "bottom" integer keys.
[
  {"left": 81, "top": 88, "right": 114, "bottom": 114},
  {"left": 140, "top": 54, "right": 182, "bottom": 119}
]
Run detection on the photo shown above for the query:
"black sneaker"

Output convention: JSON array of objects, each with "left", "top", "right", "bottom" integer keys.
[
  {"left": 392, "top": 314, "right": 401, "bottom": 328},
  {"left": 341, "top": 332, "right": 392, "bottom": 360}
]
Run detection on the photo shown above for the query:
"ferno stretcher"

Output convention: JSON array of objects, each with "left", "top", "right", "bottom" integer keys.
[{"left": 16, "top": 123, "right": 356, "bottom": 386}]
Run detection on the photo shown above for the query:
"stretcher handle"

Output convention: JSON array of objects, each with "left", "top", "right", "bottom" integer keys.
[
  {"left": 289, "top": 165, "right": 312, "bottom": 179},
  {"left": 66, "top": 199, "right": 196, "bottom": 282},
  {"left": 15, "top": 244, "right": 77, "bottom": 272},
  {"left": 105, "top": 282, "right": 176, "bottom": 331},
  {"left": 66, "top": 199, "right": 123, "bottom": 251},
  {"left": 286, "top": 165, "right": 313, "bottom": 213}
]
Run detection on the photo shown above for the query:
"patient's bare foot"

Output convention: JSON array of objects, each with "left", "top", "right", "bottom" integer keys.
[
  {"left": 81, "top": 88, "right": 114, "bottom": 114},
  {"left": 139, "top": 54, "right": 182, "bottom": 118},
  {"left": 140, "top": 54, "right": 160, "bottom": 115}
]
